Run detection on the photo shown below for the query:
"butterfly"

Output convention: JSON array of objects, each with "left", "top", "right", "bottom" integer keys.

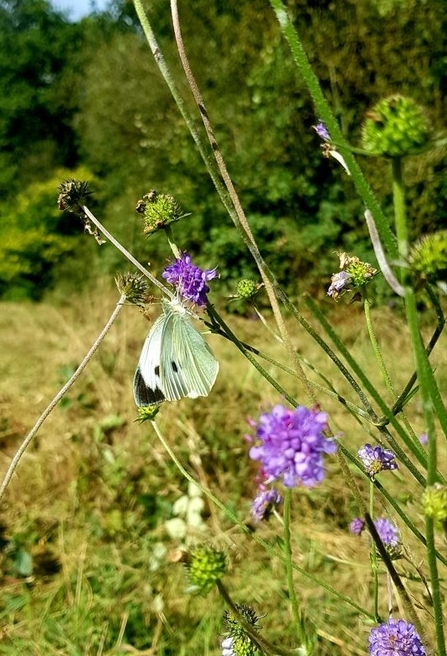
[{"left": 133, "top": 298, "right": 219, "bottom": 406}]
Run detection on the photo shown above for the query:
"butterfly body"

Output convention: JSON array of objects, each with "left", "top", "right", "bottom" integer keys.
[{"left": 133, "top": 299, "right": 219, "bottom": 406}]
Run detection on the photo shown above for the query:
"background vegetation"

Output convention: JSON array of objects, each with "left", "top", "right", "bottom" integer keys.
[{"left": 0, "top": 0, "right": 446, "bottom": 299}]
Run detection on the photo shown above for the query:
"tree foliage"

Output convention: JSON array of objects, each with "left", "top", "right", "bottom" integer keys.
[{"left": 0, "top": 0, "right": 446, "bottom": 298}]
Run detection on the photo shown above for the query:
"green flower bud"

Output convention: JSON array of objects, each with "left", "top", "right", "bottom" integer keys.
[
  {"left": 423, "top": 484, "right": 447, "bottom": 527},
  {"left": 115, "top": 272, "right": 149, "bottom": 306},
  {"left": 223, "top": 605, "right": 261, "bottom": 656},
  {"left": 185, "top": 545, "right": 227, "bottom": 595},
  {"left": 361, "top": 95, "right": 430, "bottom": 157},
  {"left": 409, "top": 231, "right": 447, "bottom": 287},
  {"left": 57, "top": 179, "right": 92, "bottom": 214},
  {"left": 328, "top": 252, "right": 377, "bottom": 300},
  {"left": 136, "top": 190, "right": 189, "bottom": 235},
  {"left": 236, "top": 279, "right": 262, "bottom": 300},
  {"left": 136, "top": 404, "right": 162, "bottom": 423}
]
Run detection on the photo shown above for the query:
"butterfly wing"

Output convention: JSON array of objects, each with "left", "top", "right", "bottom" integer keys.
[
  {"left": 159, "top": 307, "right": 219, "bottom": 400},
  {"left": 134, "top": 300, "right": 219, "bottom": 404},
  {"left": 133, "top": 313, "right": 165, "bottom": 406}
]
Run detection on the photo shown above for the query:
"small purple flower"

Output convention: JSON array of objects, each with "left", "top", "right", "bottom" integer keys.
[
  {"left": 248, "top": 405, "right": 337, "bottom": 488},
  {"left": 374, "top": 517, "right": 400, "bottom": 548},
  {"left": 368, "top": 618, "right": 426, "bottom": 656},
  {"left": 327, "top": 271, "right": 352, "bottom": 298},
  {"left": 358, "top": 444, "right": 398, "bottom": 478},
  {"left": 419, "top": 433, "right": 428, "bottom": 445},
  {"left": 313, "top": 121, "right": 331, "bottom": 141},
  {"left": 350, "top": 517, "right": 365, "bottom": 536},
  {"left": 162, "top": 252, "right": 217, "bottom": 307},
  {"left": 251, "top": 488, "right": 282, "bottom": 522}
]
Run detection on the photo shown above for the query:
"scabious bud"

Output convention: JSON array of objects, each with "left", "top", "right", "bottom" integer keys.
[
  {"left": 235, "top": 279, "right": 263, "bottom": 300},
  {"left": 115, "top": 272, "right": 149, "bottom": 306},
  {"left": 135, "top": 404, "right": 163, "bottom": 422},
  {"left": 328, "top": 252, "right": 377, "bottom": 300},
  {"left": 422, "top": 484, "right": 447, "bottom": 529},
  {"left": 361, "top": 95, "right": 430, "bottom": 157},
  {"left": 185, "top": 545, "right": 227, "bottom": 595},
  {"left": 222, "top": 605, "right": 261, "bottom": 656},
  {"left": 135, "top": 190, "right": 189, "bottom": 234},
  {"left": 409, "top": 231, "right": 447, "bottom": 290}
]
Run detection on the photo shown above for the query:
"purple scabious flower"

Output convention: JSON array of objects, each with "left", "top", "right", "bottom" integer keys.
[
  {"left": 251, "top": 488, "right": 282, "bottom": 522},
  {"left": 162, "top": 252, "right": 217, "bottom": 307},
  {"left": 374, "top": 518, "right": 400, "bottom": 547},
  {"left": 358, "top": 443, "right": 398, "bottom": 478},
  {"left": 313, "top": 121, "right": 331, "bottom": 141},
  {"left": 248, "top": 405, "right": 337, "bottom": 488},
  {"left": 327, "top": 271, "right": 352, "bottom": 298},
  {"left": 350, "top": 517, "right": 365, "bottom": 536},
  {"left": 419, "top": 433, "right": 428, "bottom": 445},
  {"left": 368, "top": 618, "right": 426, "bottom": 656}
]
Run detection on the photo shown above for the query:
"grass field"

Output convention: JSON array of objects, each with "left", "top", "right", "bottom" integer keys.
[{"left": 0, "top": 284, "right": 445, "bottom": 655}]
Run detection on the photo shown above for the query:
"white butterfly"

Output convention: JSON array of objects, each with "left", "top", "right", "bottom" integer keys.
[{"left": 133, "top": 298, "right": 219, "bottom": 406}]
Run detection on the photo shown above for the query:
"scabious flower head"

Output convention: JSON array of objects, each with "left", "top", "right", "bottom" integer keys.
[
  {"left": 162, "top": 252, "right": 218, "bottom": 307},
  {"left": 57, "top": 178, "right": 92, "bottom": 214},
  {"left": 235, "top": 279, "right": 263, "bottom": 300},
  {"left": 374, "top": 517, "right": 401, "bottom": 558},
  {"left": 248, "top": 405, "right": 336, "bottom": 488},
  {"left": 422, "top": 483, "right": 447, "bottom": 527},
  {"left": 368, "top": 618, "right": 426, "bottom": 656},
  {"left": 136, "top": 189, "right": 189, "bottom": 234},
  {"left": 328, "top": 252, "right": 377, "bottom": 300},
  {"left": 361, "top": 95, "right": 430, "bottom": 157},
  {"left": 185, "top": 545, "right": 227, "bottom": 595},
  {"left": 223, "top": 605, "right": 260, "bottom": 656},
  {"left": 349, "top": 517, "right": 365, "bottom": 536},
  {"left": 115, "top": 272, "right": 149, "bottom": 306},
  {"left": 312, "top": 121, "right": 331, "bottom": 141},
  {"left": 409, "top": 231, "right": 447, "bottom": 291},
  {"left": 250, "top": 488, "right": 282, "bottom": 522},
  {"left": 358, "top": 444, "right": 398, "bottom": 478}
]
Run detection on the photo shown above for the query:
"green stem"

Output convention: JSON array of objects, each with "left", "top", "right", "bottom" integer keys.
[
  {"left": 0, "top": 294, "right": 127, "bottom": 504},
  {"left": 391, "top": 157, "right": 446, "bottom": 656},
  {"left": 268, "top": 0, "right": 396, "bottom": 258},
  {"left": 283, "top": 489, "right": 306, "bottom": 646},
  {"left": 368, "top": 481, "right": 380, "bottom": 621}
]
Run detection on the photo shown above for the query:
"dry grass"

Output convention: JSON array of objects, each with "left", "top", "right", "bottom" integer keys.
[{"left": 0, "top": 284, "right": 445, "bottom": 654}]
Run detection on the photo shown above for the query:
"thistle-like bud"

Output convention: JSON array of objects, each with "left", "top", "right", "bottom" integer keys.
[
  {"left": 423, "top": 484, "right": 447, "bottom": 529},
  {"left": 115, "top": 272, "right": 149, "bottom": 306},
  {"left": 361, "top": 95, "right": 430, "bottom": 157},
  {"left": 222, "top": 605, "right": 261, "bottom": 656},
  {"left": 185, "top": 545, "right": 227, "bottom": 595},
  {"left": 136, "top": 404, "right": 162, "bottom": 423},
  {"left": 328, "top": 252, "right": 377, "bottom": 300},
  {"left": 57, "top": 179, "right": 92, "bottom": 214},
  {"left": 409, "top": 231, "right": 447, "bottom": 289},
  {"left": 136, "top": 190, "right": 189, "bottom": 235},
  {"left": 235, "top": 279, "right": 263, "bottom": 300}
]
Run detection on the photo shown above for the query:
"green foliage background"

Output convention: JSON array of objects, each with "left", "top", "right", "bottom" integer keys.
[{"left": 0, "top": 0, "right": 446, "bottom": 299}]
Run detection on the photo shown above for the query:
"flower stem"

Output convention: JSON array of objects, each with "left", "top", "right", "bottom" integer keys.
[
  {"left": 0, "top": 294, "right": 127, "bottom": 504},
  {"left": 283, "top": 488, "right": 307, "bottom": 647}
]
